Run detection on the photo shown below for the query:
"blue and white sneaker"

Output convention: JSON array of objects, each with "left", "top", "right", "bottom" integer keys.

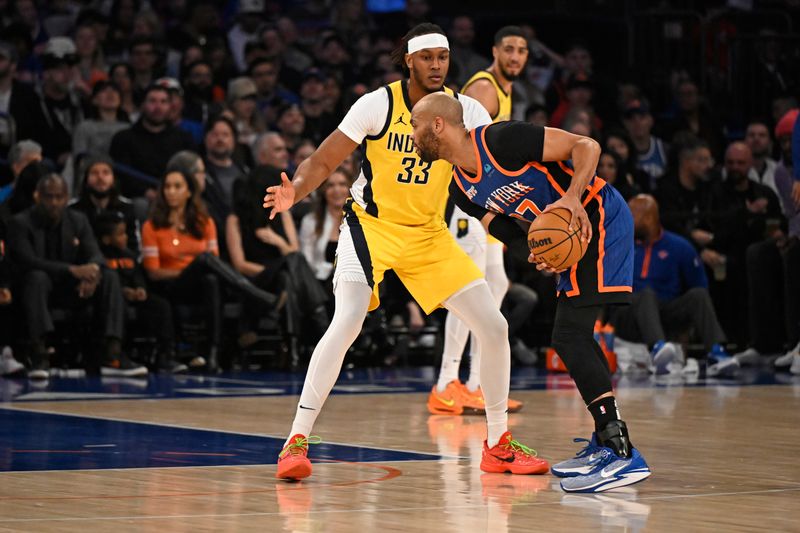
[
  {"left": 551, "top": 434, "right": 605, "bottom": 477},
  {"left": 560, "top": 447, "right": 651, "bottom": 493},
  {"left": 706, "top": 344, "right": 739, "bottom": 378},
  {"left": 650, "top": 341, "right": 677, "bottom": 375}
]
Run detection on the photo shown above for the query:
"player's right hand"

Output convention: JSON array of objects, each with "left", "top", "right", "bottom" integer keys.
[{"left": 262, "top": 172, "right": 295, "bottom": 220}]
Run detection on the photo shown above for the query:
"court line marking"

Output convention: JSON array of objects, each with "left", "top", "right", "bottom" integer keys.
[
  {"left": 0, "top": 406, "right": 467, "bottom": 461},
  {"left": 0, "top": 458, "right": 464, "bottom": 476},
  {"left": 1, "top": 486, "right": 799, "bottom": 522},
  {"left": 0, "top": 462, "right": 403, "bottom": 502}
]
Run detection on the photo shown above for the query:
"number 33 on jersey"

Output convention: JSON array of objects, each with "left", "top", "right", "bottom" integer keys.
[{"left": 349, "top": 80, "right": 490, "bottom": 226}]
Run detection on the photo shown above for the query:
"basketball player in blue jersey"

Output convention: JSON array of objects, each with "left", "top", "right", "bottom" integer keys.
[
  {"left": 429, "top": 25, "right": 530, "bottom": 416},
  {"left": 264, "top": 24, "right": 549, "bottom": 481},
  {"left": 410, "top": 92, "right": 651, "bottom": 493}
]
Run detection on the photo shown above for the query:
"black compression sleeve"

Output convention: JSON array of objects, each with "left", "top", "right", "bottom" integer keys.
[
  {"left": 487, "top": 215, "right": 530, "bottom": 264},
  {"left": 483, "top": 122, "right": 545, "bottom": 170}
]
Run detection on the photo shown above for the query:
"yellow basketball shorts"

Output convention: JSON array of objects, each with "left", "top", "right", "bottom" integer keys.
[{"left": 333, "top": 201, "right": 483, "bottom": 314}]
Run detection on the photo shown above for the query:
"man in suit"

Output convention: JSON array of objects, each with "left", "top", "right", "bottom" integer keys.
[{"left": 7, "top": 173, "right": 145, "bottom": 379}]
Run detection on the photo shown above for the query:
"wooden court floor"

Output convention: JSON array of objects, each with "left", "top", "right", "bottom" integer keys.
[{"left": 2, "top": 381, "right": 800, "bottom": 532}]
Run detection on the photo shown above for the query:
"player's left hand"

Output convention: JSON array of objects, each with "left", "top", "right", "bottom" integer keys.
[{"left": 543, "top": 195, "right": 592, "bottom": 244}]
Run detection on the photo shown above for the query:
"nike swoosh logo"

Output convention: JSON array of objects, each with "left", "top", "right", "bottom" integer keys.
[
  {"left": 299, "top": 405, "right": 316, "bottom": 410},
  {"left": 600, "top": 462, "right": 629, "bottom": 478},
  {"left": 495, "top": 454, "right": 515, "bottom": 463},
  {"left": 436, "top": 397, "right": 455, "bottom": 407}
]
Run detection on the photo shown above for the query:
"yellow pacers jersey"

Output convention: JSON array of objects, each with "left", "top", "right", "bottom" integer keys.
[
  {"left": 462, "top": 70, "right": 511, "bottom": 123},
  {"left": 358, "top": 80, "right": 457, "bottom": 227}
]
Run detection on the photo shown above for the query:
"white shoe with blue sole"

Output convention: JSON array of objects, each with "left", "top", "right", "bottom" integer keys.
[
  {"left": 651, "top": 341, "right": 677, "bottom": 375},
  {"left": 560, "top": 447, "right": 651, "bottom": 493},
  {"left": 551, "top": 434, "right": 605, "bottom": 478}
]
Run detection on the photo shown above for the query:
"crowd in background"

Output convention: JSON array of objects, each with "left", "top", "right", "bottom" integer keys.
[{"left": 0, "top": 0, "right": 798, "bottom": 379}]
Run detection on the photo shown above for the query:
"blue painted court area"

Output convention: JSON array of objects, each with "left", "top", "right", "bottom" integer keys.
[{"left": 0, "top": 408, "right": 444, "bottom": 472}]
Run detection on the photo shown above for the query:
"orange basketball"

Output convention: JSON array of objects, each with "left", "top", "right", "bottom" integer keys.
[{"left": 528, "top": 207, "right": 586, "bottom": 270}]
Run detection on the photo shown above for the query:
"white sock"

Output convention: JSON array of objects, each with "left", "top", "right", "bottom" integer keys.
[
  {"left": 444, "top": 280, "right": 510, "bottom": 448},
  {"left": 286, "top": 281, "right": 372, "bottom": 445},
  {"left": 437, "top": 311, "right": 470, "bottom": 391}
]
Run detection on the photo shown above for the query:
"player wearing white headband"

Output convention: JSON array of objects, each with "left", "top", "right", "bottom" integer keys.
[{"left": 266, "top": 23, "right": 549, "bottom": 480}]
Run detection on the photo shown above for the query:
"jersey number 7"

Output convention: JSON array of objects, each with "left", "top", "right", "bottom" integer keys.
[{"left": 397, "top": 157, "right": 432, "bottom": 184}]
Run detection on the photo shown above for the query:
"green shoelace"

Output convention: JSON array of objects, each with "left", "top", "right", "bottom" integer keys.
[
  {"left": 279, "top": 435, "right": 322, "bottom": 458},
  {"left": 503, "top": 436, "right": 538, "bottom": 457}
]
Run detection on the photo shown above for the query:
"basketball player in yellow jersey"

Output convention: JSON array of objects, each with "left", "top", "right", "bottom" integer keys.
[
  {"left": 461, "top": 26, "right": 528, "bottom": 121},
  {"left": 264, "top": 24, "right": 549, "bottom": 480},
  {"left": 429, "top": 27, "right": 531, "bottom": 416}
]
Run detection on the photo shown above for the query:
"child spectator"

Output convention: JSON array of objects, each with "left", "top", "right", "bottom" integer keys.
[{"left": 96, "top": 212, "right": 186, "bottom": 373}]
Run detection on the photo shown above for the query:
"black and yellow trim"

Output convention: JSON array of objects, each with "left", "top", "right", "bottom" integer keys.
[{"left": 343, "top": 199, "right": 374, "bottom": 288}]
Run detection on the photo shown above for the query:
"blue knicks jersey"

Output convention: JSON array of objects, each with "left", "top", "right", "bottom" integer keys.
[
  {"left": 453, "top": 123, "right": 634, "bottom": 302},
  {"left": 452, "top": 125, "right": 607, "bottom": 223}
]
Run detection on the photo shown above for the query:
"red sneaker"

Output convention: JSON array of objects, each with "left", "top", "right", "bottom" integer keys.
[
  {"left": 480, "top": 431, "right": 549, "bottom": 475},
  {"left": 276, "top": 434, "right": 321, "bottom": 480}
]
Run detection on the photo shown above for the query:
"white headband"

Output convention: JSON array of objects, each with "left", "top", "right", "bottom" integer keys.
[{"left": 407, "top": 34, "right": 450, "bottom": 54}]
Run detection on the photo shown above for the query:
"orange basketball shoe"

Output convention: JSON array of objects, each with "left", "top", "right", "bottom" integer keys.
[
  {"left": 454, "top": 381, "right": 487, "bottom": 415},
  {"left": 462, "top": 384, "right": 524, "bottom": 413},
  {"left": 427, "top": 380, "right": 464, "bottom": 415},
  {"left": 276, "top": 434, "right": 321, "bottom": 480},
  {"left": 480, "top": 431, "right": 549, "bottom": 475}
]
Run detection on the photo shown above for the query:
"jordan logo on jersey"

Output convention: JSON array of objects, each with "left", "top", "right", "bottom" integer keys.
[{"left": 394, "top": 114, "right": 407, "bottom": 126}]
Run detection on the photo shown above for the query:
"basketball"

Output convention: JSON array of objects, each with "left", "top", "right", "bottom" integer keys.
[{"left": 527, "top": 207, "right": 586, "bottom": 270}]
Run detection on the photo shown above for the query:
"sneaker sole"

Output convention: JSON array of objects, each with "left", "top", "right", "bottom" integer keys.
[
  {"left": 28, "top": 370, "right": 49, "bottom": 380},
  {"left": 561, "top": 469, "right": 651, "bottom": 493},
  {"left": 708, "top": 361, "right": 739, "bottom": 378},
  {"left": 480, "top": 461, "right": 550, "bottom": 475},
  {"left": 276, "top": 462, "right": 312, "bottom": 480},
  {"left": 101, "top": 368, "right": 148, "bottom": 377},
  {"left": 551, "top": 464, "right": 597, "bottom": 478},
  {"left": 427, "top": 398, "right": 464, "bottom": 416}
]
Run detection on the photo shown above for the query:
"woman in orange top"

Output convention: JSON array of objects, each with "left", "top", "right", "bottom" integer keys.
[{"left": 142, "top": 169, "right": 275, "bottom": 370}]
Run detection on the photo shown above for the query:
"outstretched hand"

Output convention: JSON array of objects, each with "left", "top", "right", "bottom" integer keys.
[
  {"left": 543, "top": 195, "right": 592, "bottom": 244},
  {"left": 262, "top": 172, "right": 295, "bottom": 220}
]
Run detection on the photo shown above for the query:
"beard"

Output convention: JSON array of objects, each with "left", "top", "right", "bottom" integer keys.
[
  {"left": 498, "top": 63, "right": 521, "bottom": 81},
  {"left": 209, "top": 147, "right": 233, "bottom": 161},
  {"left": 89, "top": 186, "right": 112, "bottom": 199},
  {"left": 728, "top": 170, "right": 748, "bottom": 184},
  {"left": 415, "top": 128, "right": 440, "bottom": 163},
  {"left": 633, "top": 228, "right": 647, "bottom": 241}
]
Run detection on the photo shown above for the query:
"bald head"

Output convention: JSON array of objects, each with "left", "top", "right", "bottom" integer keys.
[
  {"left": 628, "top": 194, "right": 660, "bottom": 241},
  {"left": 724, "top": 141, "right": 752, "bottom": 181},
  {"left": 413, "top": 92, "right": 464, "bottom": 126},
  {"left": 410, "top": 92, "right": 466, "bottom": 163},
  {"left": 35, "top": 173, "right": 69, "bottom": 223}
]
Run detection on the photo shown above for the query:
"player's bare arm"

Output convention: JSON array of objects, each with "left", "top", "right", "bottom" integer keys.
[
  {"left": 263, "top": 130, "right": 358, "bottom": 219},
  {"left": 540, "top": 127, "right": 600, "bottom": 243},
  {"left": 463, "top": 79, "right": 499, "bottom": 118}
]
